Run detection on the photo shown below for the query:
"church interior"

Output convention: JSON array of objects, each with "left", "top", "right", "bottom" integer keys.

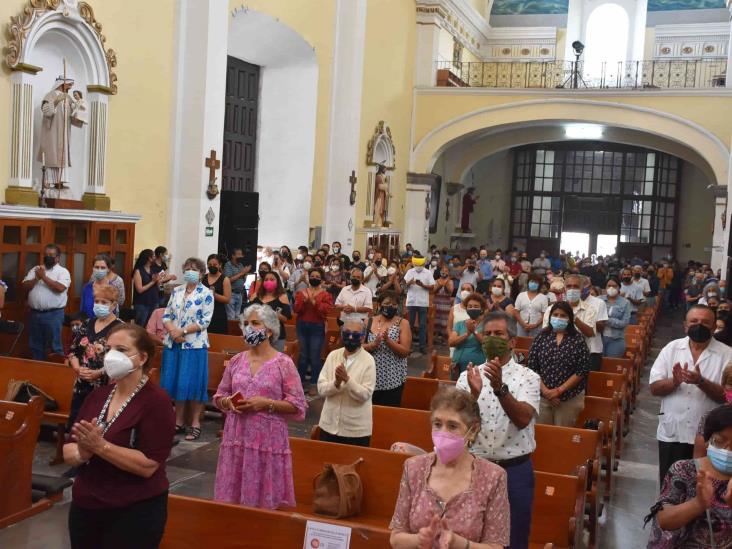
[{"left": 1, "top": 0, "right": 732, "bottom": 547}]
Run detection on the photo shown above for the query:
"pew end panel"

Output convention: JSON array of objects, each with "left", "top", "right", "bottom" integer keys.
[{"left": 530, "top": 467, "right": 587, "bottom": 549}]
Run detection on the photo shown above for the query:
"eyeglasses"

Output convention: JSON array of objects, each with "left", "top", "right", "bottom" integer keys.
[{"left": 709, "top": 436, "right": 732, "bottom": 451}]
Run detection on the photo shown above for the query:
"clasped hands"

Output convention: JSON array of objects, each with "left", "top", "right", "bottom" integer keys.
[
  {"left": 417, "top": 515, "right": 461, "bottom": 549},
  {"left": 334, "top": 364, "right": 350, "bottom": 388},
  {"left": 224, "top": 395, "right": 271, "bottom": 414},
  {"left": 672, "top": 362, "right": 702, "bottom": 387},
  {"left": 695, "top": 469, "right": 732, "bottom": 510},
  {"left": 70, "top": 419, "right": 106, "bottom": 460},
  {"left": 542, "top": 385, "right": 563, "bottom": 407}
]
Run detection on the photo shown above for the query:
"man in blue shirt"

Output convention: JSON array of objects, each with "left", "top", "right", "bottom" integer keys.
[{"left": 223, "top": 248, "right": 251, "bottom": 320}]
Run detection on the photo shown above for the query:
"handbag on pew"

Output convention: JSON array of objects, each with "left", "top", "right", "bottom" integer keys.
[
  {"left": 312, "top": 458, "right": 364, "bottom": 519},
  {"left": 5, "top": 379, "right": 59, "bottom": 412}
]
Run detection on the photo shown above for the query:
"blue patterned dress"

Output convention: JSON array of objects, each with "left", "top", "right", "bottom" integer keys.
[{"left": 160, "top": 283, "right": 214, "bottom": 402}]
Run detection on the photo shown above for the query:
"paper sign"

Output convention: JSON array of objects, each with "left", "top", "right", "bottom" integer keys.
[
  {"left": 571, "top": 434, "right": 581, "bottom": 444},
  {"left": 606, "top": 380, "right": 614, "bottom": 387},
  {"left": 304, "top": 520, "right": 351, "bottom": 549},
  {"left": 545, "top": 486, "right": 555, "bottom": 496},
  {"left": 4, "top": 411, "right": 14, "bottom": 420}
]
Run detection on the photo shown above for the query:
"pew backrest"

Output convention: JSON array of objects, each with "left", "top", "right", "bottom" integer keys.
[
  {"left": 530, "top": 467, "right": 586, "bottom": 548},
  {"left": 0, "top": 357, "right": 76, "bottom": 421},
  {"left": 587, "top": 372, "right": 626, "bottom": 401},
  {"left": 208, "top": 333, "right": 248, "bottom": 354},
  {"left": 371, "top": 405, "right": 433, "bottom": 451}
]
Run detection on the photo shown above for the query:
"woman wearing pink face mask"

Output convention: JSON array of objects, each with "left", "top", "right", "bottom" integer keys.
[
  {"left": 693, "top": 364, "right": 732, "bottom": 458},
  {"left": 390, "top": 387, "right": 510, "bottom": 549},
  {"left": 250, "top": 272, "right": 291, "bottom": 352}
]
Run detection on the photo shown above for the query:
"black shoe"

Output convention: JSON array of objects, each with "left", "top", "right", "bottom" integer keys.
[{"left": 62, "top": 467, "right": 79, "bottom": 478}]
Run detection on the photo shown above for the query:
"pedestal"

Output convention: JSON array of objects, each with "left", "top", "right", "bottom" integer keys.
[
  {"left": 5, "top": 186, "right": 39, "bottom": 206},
  {"left": 82, "top": 192, "right": 111, "bottom": 211}
]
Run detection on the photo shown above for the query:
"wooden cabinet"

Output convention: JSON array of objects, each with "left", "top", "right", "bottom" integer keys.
[{"left": 0, "top": 218, "right": 135, "bottom": 320}]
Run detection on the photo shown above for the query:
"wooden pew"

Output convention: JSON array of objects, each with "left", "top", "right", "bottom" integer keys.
[
  {"left": 162, "top": 494, "right": 392, "bottom": 548},
  {"left": 587, "top": 371, "right": 629, "bottom": 444},
  {"left": 207, "top": 352, "right": 230, "bottom": 396},
  {"left": 533, "top": 424, "right": 603, "bottom": 548},
  {"left": 208, "top": 333, "right": 248, "bottom": 354},
  {"left": 0, "top": 357, "right": 76, "bottom": 465},
  {"left": 422, "top": 351, "right": 453, "bottom": 380},
  {"left": 290, "top": 438, "right": 408, "bottom": 529},
  {"left": 311, "top": 405, "right": 433, "bottom": 453},
  {"left": 321, "top": 329, "right": 342, "bottom": 361},
  {"left": 601, "top": 357, "right": 636, "bottom": 410},
  {"left": 0, "top": 397, "right": 53, "bottom": 529},
  {"left": 227, "top": 319, "right": 242, "bottom": 336},
  {"left": 401, "top": 376, "right": 454, "bottom": 411},
  {"left": 516, "top": 335, "right": 534, "bottom": 349},
  {"left": 576, "top": 396, "right": 617, "bottom": 498},
  {"left": 530, "top": 467, "right": 587, "bottom": 549}
]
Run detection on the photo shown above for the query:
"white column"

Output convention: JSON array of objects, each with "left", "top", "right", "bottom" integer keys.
[
  {"left": 711, "top": 184, "right": 728, "bottom": 275},
  {"left": 564, "top": 0, "right": 583, "bottom": 60},
  {"left": 167, "top": 0, "right": 228, "bottom": 274},
  {"left": 8, "top": 71, "right": 35, "bottom": 189},
  {"left": 404, "top": 173, "right": 435, "bottom": 253},
  {"left": 727, "top": 1, "right": 732, "bottom": 88},
  {"left": 322, "top": 0, "right": 368, "bottom": 255},
  {"left": 414, "top": 10, "right": 442, "bottom": 87},
  {"left": 85, "top": 91, "right": 108, "bottom": 195}
]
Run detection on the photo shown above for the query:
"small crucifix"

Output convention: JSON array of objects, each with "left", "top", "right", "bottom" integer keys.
[
  {"left": 205, "top": 149, "right": 221, "bottom": 199},
  {"left": 349, "top": 170, "right": 357, "bottom": 205}
]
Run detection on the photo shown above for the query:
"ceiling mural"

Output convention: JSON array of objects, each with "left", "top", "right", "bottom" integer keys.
[
  {"left": 490, "top": 0, "right": 724, "bottom": 15},
  {"left": 490, "top": 0, "right": 569, "bottom": 15}
]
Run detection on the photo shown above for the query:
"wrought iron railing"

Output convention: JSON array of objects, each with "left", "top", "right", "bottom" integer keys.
[{"left": 436, "top": 58, "right": 727, "bottom": 89}]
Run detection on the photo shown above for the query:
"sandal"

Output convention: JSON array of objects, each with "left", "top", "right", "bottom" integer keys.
[
  {"left": 185, "top": 427, "right": 202, "bottom": 441},
  {"left": 175, "top": 424, "right": 186, "bottom": 435}
]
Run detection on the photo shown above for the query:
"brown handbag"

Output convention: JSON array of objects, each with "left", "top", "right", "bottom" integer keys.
[
  {"left": 312, "top": 458, "right": 364, "bottom": 518},
  {"left": 5, "top": 379, "right": 59, "bottom": 411}
]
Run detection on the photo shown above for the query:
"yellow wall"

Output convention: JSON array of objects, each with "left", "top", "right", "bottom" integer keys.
[
  {"left": 230, "top": 0, "right": 336, "bottom": 231},
  {"left": 678, "top": 161, "right": 714, "bottom": 264},
  {"left": 0, "top": 0, "right": 177, "bottom": 251},
  {"left": 355, "top": 0, "right": 416, "bottom": 250},
  {"left": 556, "top": 28, "right": 567, "bottom": 60}
]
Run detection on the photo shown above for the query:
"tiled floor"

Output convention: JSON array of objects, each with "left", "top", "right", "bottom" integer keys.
[{"left": 0, "top": 317, "right": 682, "bottom": 548}]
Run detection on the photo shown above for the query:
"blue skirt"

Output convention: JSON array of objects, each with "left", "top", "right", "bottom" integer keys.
[{"left": 160, "top": 344, "right": 208, "bottom": 402}]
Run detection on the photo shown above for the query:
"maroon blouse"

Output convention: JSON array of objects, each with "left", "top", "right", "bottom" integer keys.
[{"left": 72, "top": 381, "right": 175, "bottom": 509}]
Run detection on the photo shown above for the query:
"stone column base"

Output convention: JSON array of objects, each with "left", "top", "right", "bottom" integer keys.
[
  {"left": 5, "top": 186, "right": 39, "bottom": 206},
  {"left": 82, "top": 192, "right": 111, "bottom": 211}
]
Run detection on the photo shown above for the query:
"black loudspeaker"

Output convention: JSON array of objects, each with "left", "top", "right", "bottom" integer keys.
[{"left": 219, "top": 191, "right": 259, "bottom": 270}]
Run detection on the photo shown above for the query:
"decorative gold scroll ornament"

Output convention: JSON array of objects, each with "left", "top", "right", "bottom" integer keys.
[
  {"left": 5, "top": 0, "right": 118, "bottom": 94},
  {"left": 366, "top": 120, "right": 396, "bottom": 169}
]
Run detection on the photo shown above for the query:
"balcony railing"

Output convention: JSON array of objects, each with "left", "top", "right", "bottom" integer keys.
[{"left": 436, "top": 58, "right": 727, "bottom": 90}]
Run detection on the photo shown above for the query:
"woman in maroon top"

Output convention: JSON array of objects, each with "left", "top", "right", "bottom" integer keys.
[
  {"left": 293, "top": 267, "right": 333, "bottom": 394},
  {"left": 63, "top": 324, "right": 175, "bottom": 549}
]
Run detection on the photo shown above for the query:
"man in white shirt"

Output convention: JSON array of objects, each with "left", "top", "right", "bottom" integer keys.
[
  {"left": 22, "top": 243, "right": 70, "bottom": 360},
  {"left": 457, "top": 311, "right": 540, "bottom": 549},
  {"left": 404, "top": 254, "right": 435, "bottom": 356},
  {"left": 632, "top": 265, "right": 651, "bottom": 313},
  {"left": 619, "top": 268, "right": 644, "bottom": 324},
  {"left": 649, "top": 305, "right": 732, "bottom": 484},
  {"left": 317, "top": 316, "right": 376, "bottom": 446},
  {"left": 543, "top": 274, "right": 598, "bottom": 347},
  {"left": 532, "top": 251, "right": 551, "bottom": 276},
  {"left": 363, "top": 251, "right": 387, "bottom": 295},
  {"left": 335, "top": 268, "right": 373, "bottom": 324},
  {"left": 582, "top": 276, "right": 608, "bottom": 371}
]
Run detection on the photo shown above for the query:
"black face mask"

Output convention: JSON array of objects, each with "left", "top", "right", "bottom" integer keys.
[
  {"left": 381, "top": 305, "right": 397, "bottom": 319},
  {"left": 233, "top": 257, "right": 243, "bottom": 264},
  {"left": 353, "top": 256, "right": 360, "bottom": 262},
  {"left": 43, "top": 255, "right": 56, "bottom": 269},
  {"left": 467, "top": 309, "right": 482, "bottom": 320},
  {"left": 622, "top": 277, "right": 632, "bottom": 283},
  {"left": 258, "top": 270, "right": 268, "bottom": 278},
  {"left": 468, "top": 266, "right": 475, "bottom": 272},
  {"left": 633, "top": 273, "right": 641, "bottom": 279},
  {"left": 688, "top": 323, "right": 712, "bottom": 343},
  {"left": 208, "top": 266, "right": 219, "bottom": 274},
  {"left": 310, "top": 278, "right": 322, "bottom": 287},
  {"left": 351, "top": 278, "right": 361, "bottom": 287}
]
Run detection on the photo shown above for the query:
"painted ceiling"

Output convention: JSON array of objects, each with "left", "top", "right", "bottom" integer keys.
[{"left": 490, "top": 0, "right": 726, "bottom": 16}]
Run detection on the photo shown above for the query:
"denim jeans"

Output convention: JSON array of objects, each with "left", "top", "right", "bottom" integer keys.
[
  {"left": 28, "top": 308, "right": 64, "bottom": 360},
  {"left": 226, "top": 292, "right": 243, "bottom": 320},
  {"left": 297, "top": 321, "right": 325, "bottom": 384},
  {"left": 602, "top": 335, "right": 626, "bottom": 358},
  {"left": 134, "top": 304, "right": 153, "bottom": 328},
  {"left": 407, "top": 306, "right": 428, "bottom": 352}
]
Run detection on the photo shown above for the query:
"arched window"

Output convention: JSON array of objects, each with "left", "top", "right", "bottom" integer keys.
[{"left": 584, "top": 3, "right": 629, "bottom": 80}]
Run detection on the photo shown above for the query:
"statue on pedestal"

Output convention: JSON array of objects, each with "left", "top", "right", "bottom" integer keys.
[
  {"left": 461, "top": 187, "right": 478, "bottom": 233},
  {"left": 373, "top": 164, "right": 390, "bottom": 227}
]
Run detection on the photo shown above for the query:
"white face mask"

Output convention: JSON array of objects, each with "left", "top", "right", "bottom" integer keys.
[
  {"left": 303, "top": 261, "right": 312, "bottom": 270},
  {"left": 460, "top": 290, "right": 471, "bottom": 301},
  {"left": 606, "top": 287, "right": 619, "bottom": 297},
  {"left": 491, "top": 287, "right": 503, "bottom": 296},
  {"left": 387, "top": 267, "right": 397, "bottom": 275},
  {"left": 104, "top": 350, "right": 139, "bottom": 381}
]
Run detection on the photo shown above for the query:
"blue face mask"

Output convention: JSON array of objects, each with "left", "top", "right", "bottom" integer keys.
[
  {"left": 92, "top": 268, "right": 108, "bottom": 280},
  {"left": 565, "top": 289, "right": 581, "bottom": 302},
  {"left": 93, "top": 303, "right": 110, "bottom": 318},
  {"left": 342, "top": 330, "right": 364, "bottom": 351},
  {"left": 528, "top": 281, "right": 539, "bottom": 292},
  {"left": 550, "top": 316, "right": 569, "bottom": 331},
  {"left": 183, "top": 270, "right": 199, "bottom": 284},
  {"left": 707, "top": 445, "right": 732, "bottom": 474}
]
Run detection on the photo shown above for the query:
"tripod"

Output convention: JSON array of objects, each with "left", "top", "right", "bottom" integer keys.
[{"left": 560, "top": 51, "right": 589, "bottom": 89}]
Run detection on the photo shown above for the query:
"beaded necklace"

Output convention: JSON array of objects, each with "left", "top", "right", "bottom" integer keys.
[{"left": 97, "top": 375, "right": 148, "bottom": 436}]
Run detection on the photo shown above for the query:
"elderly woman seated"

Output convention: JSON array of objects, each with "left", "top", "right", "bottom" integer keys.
[
  {"left": 389, "top": 386, "right": 509, "bottom": 549},
  {"left": 646, "top": 404, "right": 732, "bottom": 548}
]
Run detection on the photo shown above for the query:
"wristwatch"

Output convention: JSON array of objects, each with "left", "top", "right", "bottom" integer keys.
[{"left": 493, "top": 383, "right": 509, "bottom": 397}]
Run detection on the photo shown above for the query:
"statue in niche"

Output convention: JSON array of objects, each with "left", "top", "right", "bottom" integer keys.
[
  {"left": 37, "top": 75, "right": 85, "bottom": 188},
  {"left": 461, "top": 187, "right": 478, "bottom": 233},
  {"left": 373, "top": 164, "right": 391, "bottom": 227}
]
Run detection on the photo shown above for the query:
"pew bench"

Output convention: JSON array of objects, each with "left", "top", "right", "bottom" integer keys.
[
  {"left": 162, "top": 494, "right": 392, "bottom": 548},
  {"left": 576, "top": 396, "right": 617, "bottom": 498},
  {"left": 401, "top": 376, "right": 455, "bottom": 411},
  {"left": 290, "top": 438, "right": 408, "bottom": 529},
  {"left": 601, "top": 357, "right": 636, "bottom": 411},
  {"left": 208, "top": 333, "right": 248, "bottom": 354},
  {"left": 530, "top": 467, "right": 587, "bottom": 549},
  {"left": 587, "top": 371, "right": 629, "bottom": 446},
  {"left": 422, "top": 351, "right": 454, "bottom": 380},
  {"left": 0, "top": 357, "right": 76, "bottom": 464}
]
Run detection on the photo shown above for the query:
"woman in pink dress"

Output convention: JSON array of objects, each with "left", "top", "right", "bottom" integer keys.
[{"left": 213, "top": 304, "right": 307, "bottom": 508}]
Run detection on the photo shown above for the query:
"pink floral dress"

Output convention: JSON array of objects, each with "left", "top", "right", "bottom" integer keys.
[
  {"left": 214, "top": 351, "right": 307, "bottom": 509},
  {"left": 390, "top": 453, "right": 510, "bottom": 546}
]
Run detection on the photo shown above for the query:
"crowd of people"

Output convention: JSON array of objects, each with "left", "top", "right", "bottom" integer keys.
[{"left": 9, "top": 239, "right": 732, "bottom": 548}]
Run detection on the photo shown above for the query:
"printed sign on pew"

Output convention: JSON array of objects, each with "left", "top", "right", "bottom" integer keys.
[{"left": 304, "top": 520, "right": 351, "bottom": 549}]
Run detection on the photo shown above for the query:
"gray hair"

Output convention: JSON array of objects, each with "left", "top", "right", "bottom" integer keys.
[
  {"left": 483, "top": 310, "right": 516, "bottom": 338},
  {"left": 240, "top": 304, "right": 280, "bottom": 341},
  {"left": 342, "top": 314, "right": 366, "bottom": 332},
  {"left": 182, "top": 257, "right": 206, "bottom": 273}
]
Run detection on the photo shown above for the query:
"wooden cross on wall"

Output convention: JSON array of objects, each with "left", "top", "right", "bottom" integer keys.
[
  {"left": 349, "top": 170, "right": 357, "bottom": 205},
  {"left": 205, "top": 150, "right": 221, "bottom": 182}
]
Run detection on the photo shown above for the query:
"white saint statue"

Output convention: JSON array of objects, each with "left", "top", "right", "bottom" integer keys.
[
  {"left": 71, "top": 90, "right": 88, "bottom": 127},
  {"left": 37, "top": 76, "right": 75, "bottom": 187}
]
